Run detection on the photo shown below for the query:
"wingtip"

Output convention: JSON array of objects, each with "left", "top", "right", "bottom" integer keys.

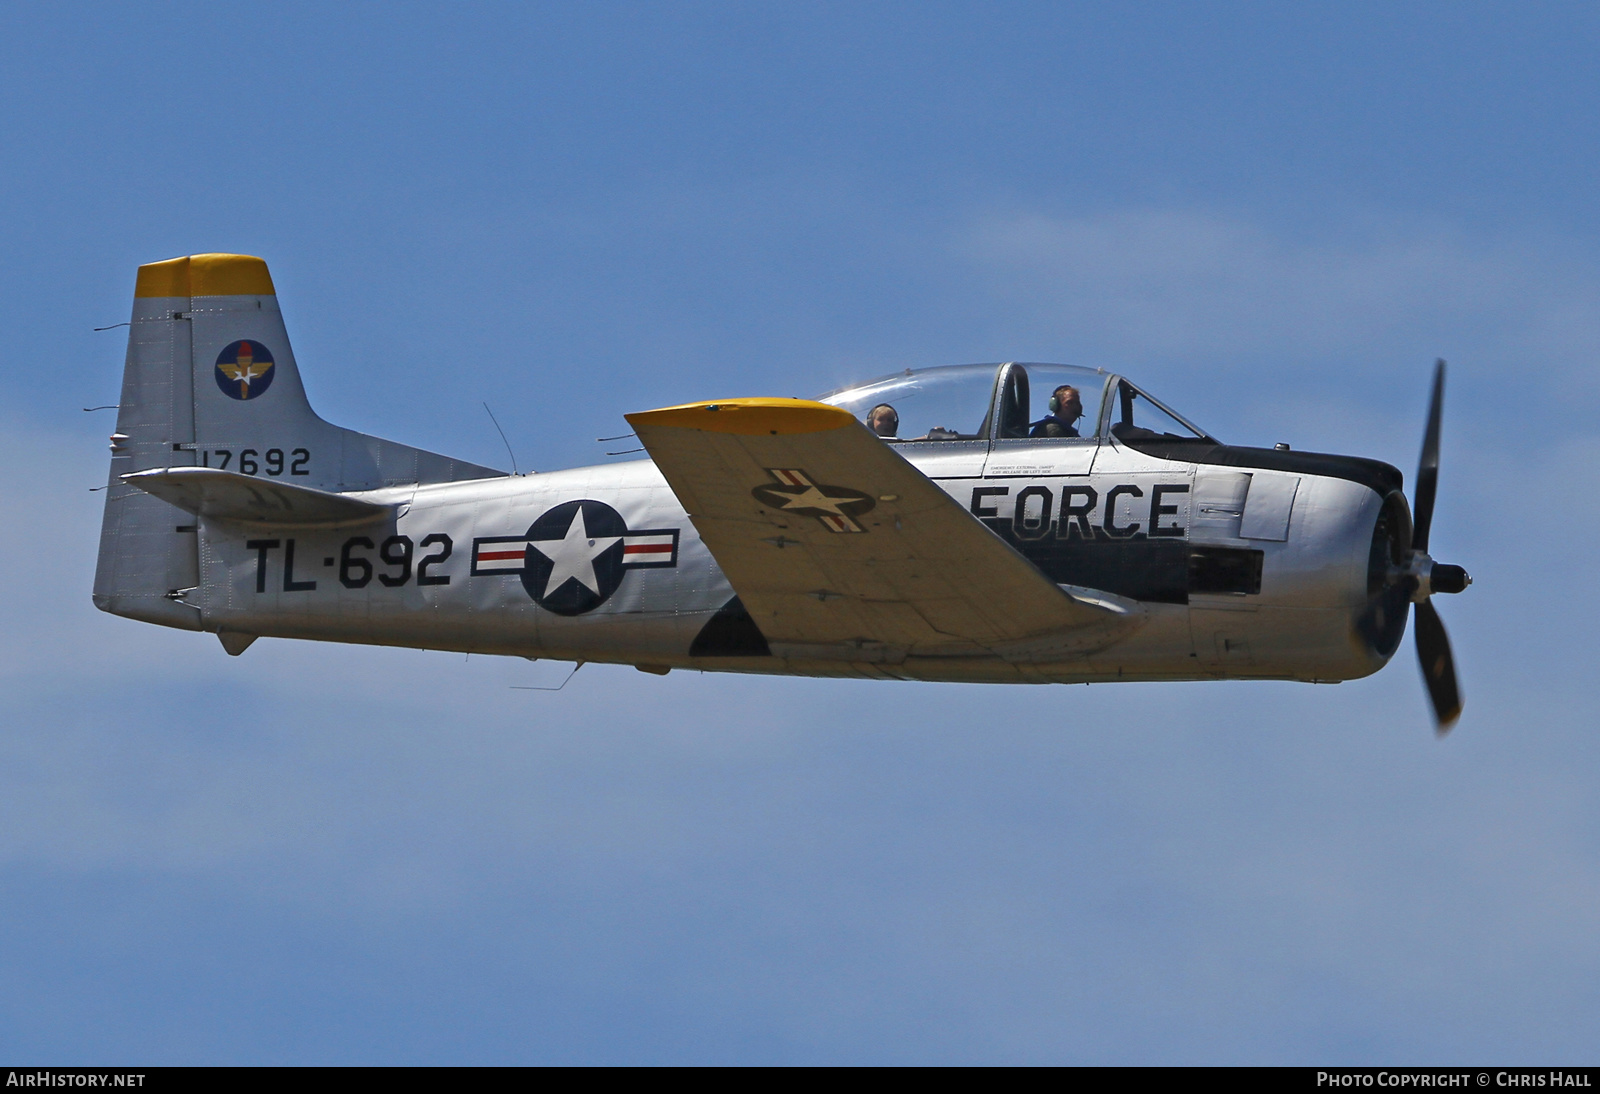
[{"left": 626, "top": 398, "right": 855, "bottom": 436}]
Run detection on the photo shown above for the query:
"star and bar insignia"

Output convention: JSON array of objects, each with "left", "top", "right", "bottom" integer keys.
[
  {"left": 470, "top": 499, "right": 679, "bottom": 616},
  {"left": 750, "top": 468, "right": 876, "bottom": 533}
]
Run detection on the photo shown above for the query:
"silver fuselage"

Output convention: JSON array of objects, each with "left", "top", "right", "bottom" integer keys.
[{"left": 184, "top": 441, "right": 1387, "bottom": 685}]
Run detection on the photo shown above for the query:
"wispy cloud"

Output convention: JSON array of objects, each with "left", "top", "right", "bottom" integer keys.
[{"left": 965, "top": 208, "right": 1600, "bottom": 381}]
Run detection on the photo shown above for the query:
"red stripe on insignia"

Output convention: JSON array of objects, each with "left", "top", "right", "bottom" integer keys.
[
  {"left": 623, "top": 544, "right": 673, "bottom": 555},
  {"left": 477, "top": 549, "right": 526, "bottom": 561}
]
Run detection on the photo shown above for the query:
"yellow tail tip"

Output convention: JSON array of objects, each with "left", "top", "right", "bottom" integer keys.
[{"left": 135, "top": 253, "right": 275, "bottom": 298}]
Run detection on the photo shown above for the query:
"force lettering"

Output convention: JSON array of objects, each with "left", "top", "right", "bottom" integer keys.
[{"left": 970, "top": 483, "right": 1191, "bottom": 540}]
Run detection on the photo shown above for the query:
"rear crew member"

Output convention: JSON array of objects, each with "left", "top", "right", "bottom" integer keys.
[{"left": 867, "top": 404, "right": 900, "bottom": 438}]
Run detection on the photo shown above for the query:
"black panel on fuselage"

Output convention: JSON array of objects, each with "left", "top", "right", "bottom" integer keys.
[{"left": 976, "top": 521, "right": 1192, "bottom": 604}]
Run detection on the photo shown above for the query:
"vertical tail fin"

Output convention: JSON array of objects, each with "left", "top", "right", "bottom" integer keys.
[{"left": 93, "top": 253, "right": 501, "bottom": 628}]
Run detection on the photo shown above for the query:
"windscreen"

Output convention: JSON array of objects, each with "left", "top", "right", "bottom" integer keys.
[{"left": 1110, "top": 380, "right": 1212, "bottom": 443}]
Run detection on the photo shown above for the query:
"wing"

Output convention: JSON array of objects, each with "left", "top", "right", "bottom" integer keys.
[{"left": 626, "top": 398, "right": 1139, "bottom": 659}]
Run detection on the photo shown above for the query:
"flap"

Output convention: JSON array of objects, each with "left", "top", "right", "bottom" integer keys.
[
  {"left": 122, "top": 467, "right": 391, "bottom": 528},
  {"left": 626, "top": 398, "right": 1136, "bottom": 658}
]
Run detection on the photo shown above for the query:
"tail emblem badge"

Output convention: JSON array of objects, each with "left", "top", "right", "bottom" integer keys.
[{"left": 215, "top": 340, "right": 276, "bottom": 400}]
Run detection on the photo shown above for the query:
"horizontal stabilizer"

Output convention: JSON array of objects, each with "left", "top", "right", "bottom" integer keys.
[
  {"left": 122, "top": 467, "right": 391, "bottom": 528},
  {"left": 627, "top": 398, "right": 1137, "bottom": 659}
]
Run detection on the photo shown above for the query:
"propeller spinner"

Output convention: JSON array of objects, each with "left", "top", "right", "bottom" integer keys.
[{"left": 1357, "top": 360, "right": 1472, "bottom": 733}]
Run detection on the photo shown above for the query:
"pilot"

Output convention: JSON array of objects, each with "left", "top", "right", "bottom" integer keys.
[
  {"left": 1029, "top": 385, "right": 1083, "bottom": 439},
  {"left": 866, "top": 404, "right": 900, "bottom": 439}
]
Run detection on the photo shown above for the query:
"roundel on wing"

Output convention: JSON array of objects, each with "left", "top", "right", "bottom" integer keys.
[
  {"left": 215, "top": 340, "right": 276, "bottom": 400},
  {"left": 520, "top": 500, "right": 629, "bottom": 616}
]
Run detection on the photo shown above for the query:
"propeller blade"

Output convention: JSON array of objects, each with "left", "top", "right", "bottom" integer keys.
[
  {"left": 1412, "top": 359, "right": 1445, "bottom": 553},
  {"left": 1414, "top": 598, "right": 1462, "bottom": 733}
]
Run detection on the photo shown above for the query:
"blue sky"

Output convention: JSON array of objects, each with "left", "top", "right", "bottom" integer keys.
[{"left": 2, "top": 2, "right": 1597, "bottom": 1064}]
